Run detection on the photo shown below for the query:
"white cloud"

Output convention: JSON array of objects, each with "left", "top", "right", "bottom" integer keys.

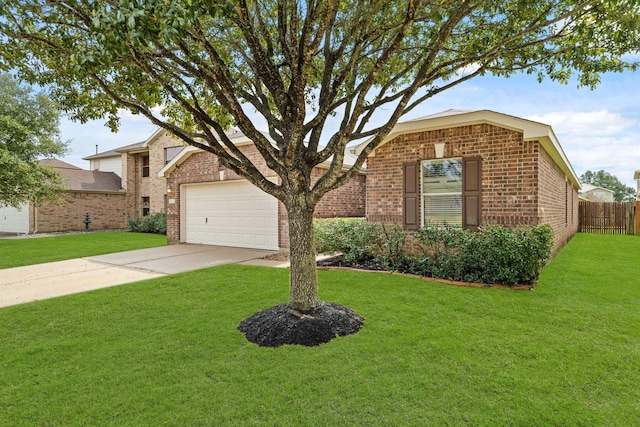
[{"left": 526, "top": 110, "right": 637, "bottom": 136}]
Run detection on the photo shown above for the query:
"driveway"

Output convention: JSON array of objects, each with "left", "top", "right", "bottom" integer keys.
[{"left": 0, "top": 244, "right": 283, "bottom": 308}]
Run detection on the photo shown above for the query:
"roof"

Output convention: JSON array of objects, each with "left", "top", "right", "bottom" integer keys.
[
  {"left": 158, "top": 128, "right": 360, "bottom": 178},
  {"left": 579, "top": 184, "right": 615, "bottom": 195},
  {"left": 350, "top": 109, "right": 581, "bottom": 188},
  {"left": 39, "top": 159, "right": 122, "bottom": 192},
  {"left": 39, "top": 158, "right": 82, "bottom": 170},
  {"left": 83, "top": 127, "right": 166, "bottom": 160}
]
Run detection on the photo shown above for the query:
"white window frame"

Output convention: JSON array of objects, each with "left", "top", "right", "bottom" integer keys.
[{"left": 421, "top": 157, "right": 463, "bottom": 227}]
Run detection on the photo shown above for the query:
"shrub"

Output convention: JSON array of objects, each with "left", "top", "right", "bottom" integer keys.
[
  {"left": 371, "top": 222, "right": 409, "bottom": 271},
  {"left": 414, "top": 223, "right": 553, "bottom": 286},
  {"left": 313, "top": 218, "right": 553, "bottom": 286},
  {"left": 313, "top": 218, "right": 379, "bottom": 264},
  {"left": 127, "top": 212, "right": 167, "bottom": 235}
]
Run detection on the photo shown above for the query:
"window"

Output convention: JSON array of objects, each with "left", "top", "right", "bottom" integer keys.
[
  {"left": 141, "top": 155, "right": 150, "bottom": 177},
  {"left": 165, "top": 146, "right": 183, "bottom": 165},
  {"left": 404, "top": 156, "right": 481, "bottom": 230},
  {"left": 421, "top": 158, "right": 463, "bottom": 226},
  {"left": 142, "top": 197, "right": 150, "bottom": 216}
]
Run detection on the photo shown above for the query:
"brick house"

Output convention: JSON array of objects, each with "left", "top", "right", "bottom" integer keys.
[
  {"left": 158, "top": 129, "right": 366, "bottom": 250},
  {"left": 0, "top": 159, "right": 126, "bottom": 234},
  {"left": 84, "top": 128, "right": 186, "bottom": 217},
  {"left": 352, "top": 109, "right": 580, "bottom": 254}
]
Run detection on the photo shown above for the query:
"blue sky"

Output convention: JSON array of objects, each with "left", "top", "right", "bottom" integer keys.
[{"left": 59, "top": 68, "right": 640, "bottom": 188}]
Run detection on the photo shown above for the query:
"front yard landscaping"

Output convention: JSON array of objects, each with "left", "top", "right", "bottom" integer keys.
[
  {"left": 0, "top": 233, "right": 639, "bottom": 425},
  {"left": 0, "top": 232, "right": 166, "bottom": 269}
]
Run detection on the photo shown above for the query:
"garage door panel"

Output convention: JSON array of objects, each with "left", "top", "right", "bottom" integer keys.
[
  {"left": 0, "top": 203, "right": 29, "bottom": 233},
  {"left": 184, "top": 181, "right": 278, "bottom": 250}
]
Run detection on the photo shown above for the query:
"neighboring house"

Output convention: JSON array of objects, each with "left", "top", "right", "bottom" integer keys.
[
  {"left": 0, "top": 159, "right": 125, "bottom": 234},
  {"left": 578, "top": 183, "right": 615, "bottom": 202},
  {"left": 84, "top": 128, "right": 186, "bottom": 217},
  {"left": 351, "top": 109, "right": 580, "bottom": 254},
  {"left": 159, "top": 129, "right": 366, "bottom": 250},
  {"left": 634, "top": 170, "right": 640, "bottom": 200}
]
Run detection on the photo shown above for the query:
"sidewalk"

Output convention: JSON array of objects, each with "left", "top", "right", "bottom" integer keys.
[{"left": 0, "top": 244, "right": 288, "bottom": 308}]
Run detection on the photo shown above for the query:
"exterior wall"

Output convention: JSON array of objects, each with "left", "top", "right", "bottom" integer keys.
[
  {"left": 367, "top": 123, "right": 539, "bottom": 225},
  {"left": 122, "top": 131, "right": 183, "bottom": 217},
  {"left": 122, "top": 152, "right": 138, "bottom": 216},
  {"left": 34, "top": 191, "right": 127, "bottom": 233},
  {"left": 537, "top": 147, "right": 579, "bottom": 254},
  {"left": 165, "top": 145, "right": 366, "bottom": 248},
  {"left": 92, "top": 156, "right": 122, "bottom": 177},
  {"left": 165, "top": 146, "right": 278, "bottom": 245},
  {"left": 366, "top": 123, "right": 577, "bottom": 253}
]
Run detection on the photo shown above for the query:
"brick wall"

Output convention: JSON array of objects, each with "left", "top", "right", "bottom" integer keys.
[
  {"left": 122, "top": 131, "right": 185, "bottom": 217},
  {"left": 34, "top": 191, "right": 127, "bottom": 232},
  {"left": 165, "top": 145, "right": 366, "bottom": 248},
  {"left": 366, "top": 123, "right": 576, "bottom": 252},
  {"left": 537, "top": 147, "right": 579, "bottom": 254}
]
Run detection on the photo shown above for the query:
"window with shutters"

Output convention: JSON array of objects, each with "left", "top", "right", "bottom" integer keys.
[{"left": 421, "top": 158, "right": 463, "bottom": 226}]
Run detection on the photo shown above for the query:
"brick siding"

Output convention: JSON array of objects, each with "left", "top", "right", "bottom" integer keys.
[
  {"left": 33, "top": 191, "right": 127, "bottom": 232},
  {"left": 123, "top": 132, "right": 185, "bottom": 217},
  {"left": 165, "top": 145, "right": 366, "bottom": 248},
  {"left": 366, "top": 123, "right": 577, "bottom": 254}
]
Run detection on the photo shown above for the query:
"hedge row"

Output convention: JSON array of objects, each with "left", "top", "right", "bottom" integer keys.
[{"left": 314, "top": 218, "right": 553, "bottom": 286}]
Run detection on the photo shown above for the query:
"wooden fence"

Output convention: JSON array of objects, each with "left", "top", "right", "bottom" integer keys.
[{"left": 578, "top": 201, "right": 636, "bottom": 235}]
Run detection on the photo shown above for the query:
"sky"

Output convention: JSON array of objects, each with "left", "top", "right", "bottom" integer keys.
[{"left": 59, "top": 68, "right": 640, "bottom": 189}]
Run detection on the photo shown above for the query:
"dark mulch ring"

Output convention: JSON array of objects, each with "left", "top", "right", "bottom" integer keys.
[{"left": 238, "top": 302, "right": 364, "bottom": 347}]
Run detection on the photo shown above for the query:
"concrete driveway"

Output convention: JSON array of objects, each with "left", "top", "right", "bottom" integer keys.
[{"left": 0, "top": 244, "right": 284, "bottom": 308}]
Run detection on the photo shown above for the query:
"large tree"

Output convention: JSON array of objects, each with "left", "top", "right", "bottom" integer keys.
[
  {"left": 0, "top": 73, "right": 67, "bottom": 208},
  {"left": 1, "top": 0, "right": 637, "bottom": 340},
  {"left": 581, "top": 170, "right": 637, "bottom": 202}
]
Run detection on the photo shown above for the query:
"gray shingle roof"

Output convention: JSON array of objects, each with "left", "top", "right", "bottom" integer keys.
[{"left": 39, "top": 159, "right": 122, "bottom": 192}]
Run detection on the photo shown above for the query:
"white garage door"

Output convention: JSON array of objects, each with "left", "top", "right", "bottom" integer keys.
[
  {"left": 0, "top": 203, "right": 29, "bottom": 234},
  {"left": 183, "top": 181, "right": 279, "bottom": 250}
]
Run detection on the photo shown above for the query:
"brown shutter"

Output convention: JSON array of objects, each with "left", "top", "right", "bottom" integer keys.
[
  {"left": 462, "top": 156, "right": 481, "bottom": 230},
  {"left": 403, "top": 162, "right": 420, "bottom": 230}
]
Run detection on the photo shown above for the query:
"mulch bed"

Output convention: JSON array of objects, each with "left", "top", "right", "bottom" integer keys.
[
  {"left": 316, "top": 255, "right": 535, "bottom": 291},
  {"left": 238, "top": 302, "right": 364, "bottom": 348}
]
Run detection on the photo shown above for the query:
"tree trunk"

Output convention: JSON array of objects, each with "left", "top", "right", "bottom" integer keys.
[{"left": 286, "top": 197, "right": 320, "bottom": 313}]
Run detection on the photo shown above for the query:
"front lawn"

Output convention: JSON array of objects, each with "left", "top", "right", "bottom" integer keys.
[
  {"left": 0, "top": 232, "right": 166, "bottom": 269},
  {"left": 0, "top": 233, "right": 638, "bottom": 425}
]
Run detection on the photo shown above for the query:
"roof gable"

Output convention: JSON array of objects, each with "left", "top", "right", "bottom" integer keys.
[{"left": 351, "top": 109, "right": 580, "bottom": 188}]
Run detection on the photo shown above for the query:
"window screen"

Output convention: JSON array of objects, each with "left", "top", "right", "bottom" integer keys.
[
  {"left": 422, "top": 158, "right": 462, "bottom": 226},
  {"left": 165, "top": 146, "right": 183, "bottom": 164}
]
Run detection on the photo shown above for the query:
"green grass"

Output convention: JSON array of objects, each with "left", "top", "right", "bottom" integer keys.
[
  {"left": 0, "top": 232, "right": 167, "bottom": 268},
  {"left": 1, "top": 233, "right": 639, "bottom": 425}
]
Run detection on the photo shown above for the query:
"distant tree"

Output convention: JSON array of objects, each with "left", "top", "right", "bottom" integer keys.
[
  {"left": 0, "top": 74, "right": 68, "bottom": 208},
  {"left": 580, "top": 170, "right": 636, "bottom": 202}
]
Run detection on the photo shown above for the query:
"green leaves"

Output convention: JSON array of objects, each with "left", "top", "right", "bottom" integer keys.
[
  {"left": 0, "top": 74, "right": 67, "bottom": 208},
  {"left": 580, "top": 170, "right": 637, "bottom": 202},
  {"left": 0, "top": 0, "right": 638, "bottom": 198}
]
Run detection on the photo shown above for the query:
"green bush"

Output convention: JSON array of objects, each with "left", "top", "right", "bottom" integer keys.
[
  {"left": 127, "top": 212, "right": 167, "bottom": 235},
  {"left": 313, "top": 218, "right": 553, "bottom": 286},
  {"left": 313, "top": 218, "right": 379, "bottom": 264},
  {"left": 414, "top": 224, "right": 553, "bottom": 286},
  {"left": 371, "top": 222, "right": 409, "bottom": 271}
]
